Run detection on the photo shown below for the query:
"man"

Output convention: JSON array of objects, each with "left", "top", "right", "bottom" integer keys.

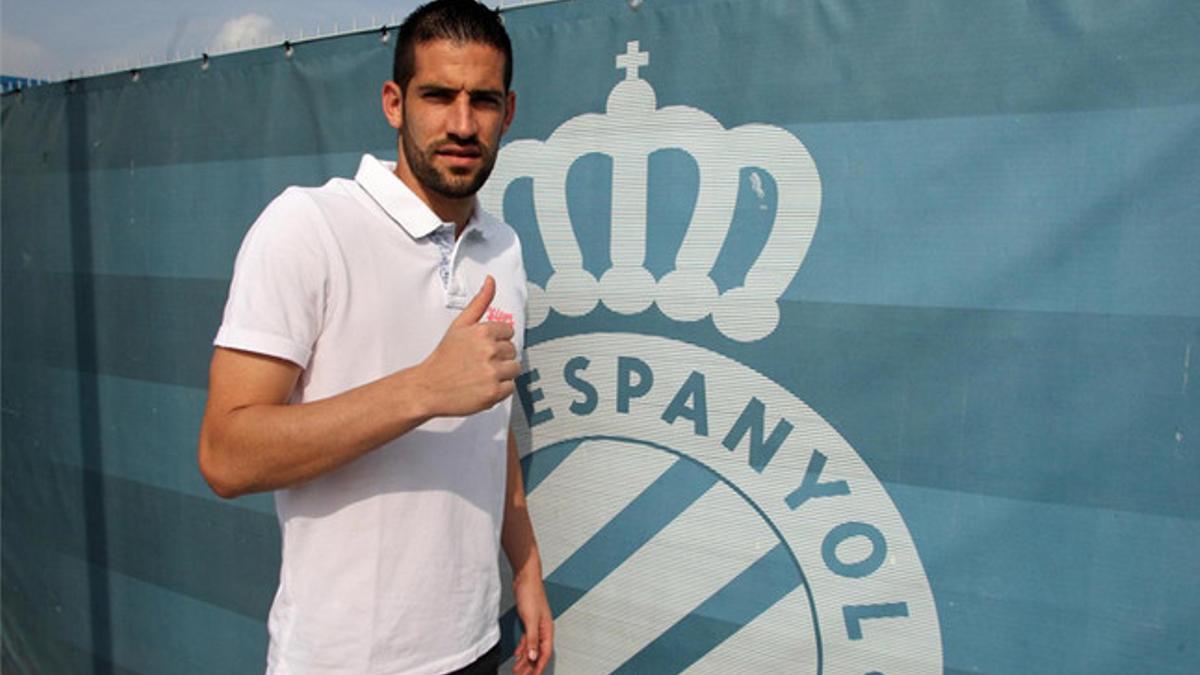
[{"left": 198, "top": 1, "right": 552, "bottom": 673}]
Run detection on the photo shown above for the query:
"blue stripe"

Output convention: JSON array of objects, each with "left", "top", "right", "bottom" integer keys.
[
  {"left": 502, "top": 457, "right": 717, "bottom": 655},
  {"left": 544, "top": 458, "right": 717, "bottom": 615},
  {"left": 614, "top": 543, "right": 803, "bottom": 674},
  {"left": 520, "top": 439, "right": 583, "bottom": 494}
]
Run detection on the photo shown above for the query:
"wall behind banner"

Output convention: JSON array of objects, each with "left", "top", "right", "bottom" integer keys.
[{"left": 2, "top": 1, "right": 1197, "bottom": 673}]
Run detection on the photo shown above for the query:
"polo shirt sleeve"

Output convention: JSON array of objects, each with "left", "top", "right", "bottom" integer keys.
[{"left": 214, "top": 188, "right": 329, "bottom": 368}]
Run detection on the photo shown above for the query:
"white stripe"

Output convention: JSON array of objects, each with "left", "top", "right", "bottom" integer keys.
[
  {"left": 500, "top": 438, "right": 678, "bottom": 671},
  {"left": 528, "top": 438, "right": 678, "bottom": 573},
  {"left": 680, "top": 585, "right": 817, "bottom": 675},
  {"left": 551, "top": 478, "right": 780, "bottom": 673}
]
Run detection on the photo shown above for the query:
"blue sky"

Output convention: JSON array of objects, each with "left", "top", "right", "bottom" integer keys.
[{"left": 2, "top": 0, "right": 436, "bottom": 80}]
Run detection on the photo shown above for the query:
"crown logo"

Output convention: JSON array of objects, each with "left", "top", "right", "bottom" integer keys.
[{"left": 480, "top": 41, "right": 822, "bottom": 342}]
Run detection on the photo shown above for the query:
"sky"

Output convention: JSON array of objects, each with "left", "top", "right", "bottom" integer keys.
[{"left": 2, "top": 0, "right": 444, "bottom": 81}]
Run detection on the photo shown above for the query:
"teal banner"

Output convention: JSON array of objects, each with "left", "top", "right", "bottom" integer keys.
[{"left": 3, "top": 1, "right": 1197, "bottom": 672}]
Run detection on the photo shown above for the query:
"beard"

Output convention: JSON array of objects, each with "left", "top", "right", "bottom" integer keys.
[{"left": 400, "top": 124, "right": 498, "bottom": 200}]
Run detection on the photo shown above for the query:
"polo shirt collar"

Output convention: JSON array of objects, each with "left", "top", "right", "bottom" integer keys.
[{"left": 354, "top": 153, "right": 490, "bottom": 240}]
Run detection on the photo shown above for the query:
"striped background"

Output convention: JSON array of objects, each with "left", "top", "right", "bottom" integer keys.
[
  {"left": 504, "top": 438, "right": 816, "bottom": 673},
  {"left": 3, "top": 0, "right": 1198, "bottom": 672}
]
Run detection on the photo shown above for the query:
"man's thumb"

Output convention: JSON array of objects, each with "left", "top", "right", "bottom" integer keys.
[
  {"left": 525, "top": 622, "right": 539, "bottom": 662},
  {"left": 453, "top": 275, "right": 496, "bottom": 327}
]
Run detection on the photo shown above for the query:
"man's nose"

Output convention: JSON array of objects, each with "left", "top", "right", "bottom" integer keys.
[{"left": 446, "top": 94, "right": 477, "bottom": 140}]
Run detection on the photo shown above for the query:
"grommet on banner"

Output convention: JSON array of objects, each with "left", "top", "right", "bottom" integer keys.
[
  {"left": 130, "top": 69, "right": 141, "bottom": 83},
  {"left": 380, "top": 26, "right": 390, "bottom": 43},
  {"left": 284, "top": 41, "right": 295, "bottom": 58},
  {"left": 628, "top": 0, "right": 644, "bottom": 9},
  {"left": 201, "top": 53, "right": 210, "bottom": 71}
]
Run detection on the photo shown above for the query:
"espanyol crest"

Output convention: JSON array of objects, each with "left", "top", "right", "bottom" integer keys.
[{"left": 482, "top": 42, "right": 942, "bottom": 674}]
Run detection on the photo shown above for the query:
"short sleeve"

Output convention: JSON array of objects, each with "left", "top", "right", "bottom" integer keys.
[{"left": 214, "top": 188, "right": 329, "bottom": 367}]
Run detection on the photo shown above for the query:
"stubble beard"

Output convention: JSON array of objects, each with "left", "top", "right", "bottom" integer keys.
[{"left": 400, "top": 124, "right": 497, "bottom": 200}]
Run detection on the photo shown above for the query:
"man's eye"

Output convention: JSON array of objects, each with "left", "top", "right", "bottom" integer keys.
[{"left": 424, "top": 91, "right": 454, "bottom": 102}]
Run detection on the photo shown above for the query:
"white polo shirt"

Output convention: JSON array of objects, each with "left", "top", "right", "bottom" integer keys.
[{"left": 215, "top": 154, "right": 527, "bottom": 675}]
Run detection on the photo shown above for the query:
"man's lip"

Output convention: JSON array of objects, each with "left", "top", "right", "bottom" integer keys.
[
  {"left": 435, "top": 146, "right": 482, "bottom": 158},
  {"left": 435, "top": 148, "right": 483, "bottom": 169}
]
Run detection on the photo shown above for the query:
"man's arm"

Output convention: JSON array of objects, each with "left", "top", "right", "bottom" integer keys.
[
  {"left": 198, "top": 276, "right": 517, "bottom": 498},
  {"left": 501, "top": 429, "right": 554, "bottom": 675}
]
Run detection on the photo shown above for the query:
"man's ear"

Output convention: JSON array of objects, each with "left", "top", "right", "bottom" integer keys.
[
  {"left": 502, "top": 90, "right": 516, "bottom": 135},
  {"left": 382, "top": 81, "right": 404, "bottom": 129}
]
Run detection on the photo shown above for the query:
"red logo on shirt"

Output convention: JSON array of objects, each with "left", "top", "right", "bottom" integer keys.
[{"left": 486, "top": 306, "right": 514, "bottom": 326}]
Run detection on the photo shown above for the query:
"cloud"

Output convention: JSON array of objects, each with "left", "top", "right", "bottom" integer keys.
[
  {"left": 1, "top": 31, "right": 49, "bottom": 78},
  {"left": 210, "top": 13, "right": 277, "bottom": 53}
]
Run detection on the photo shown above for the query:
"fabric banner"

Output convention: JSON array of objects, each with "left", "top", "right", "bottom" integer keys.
[{"left": 2, "top": 0, "right": 1196, "bottom": 672}]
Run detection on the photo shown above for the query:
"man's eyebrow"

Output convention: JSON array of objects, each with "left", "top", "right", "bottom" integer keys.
[
  {"left": 416, "top": 84, "right": 457, "bottom": 95},
  {"left": 471, "top": 88, "right": 505, "bottom": 100},
  {"left": 415, "top": 84, "right": 505, "bottom": 99}
]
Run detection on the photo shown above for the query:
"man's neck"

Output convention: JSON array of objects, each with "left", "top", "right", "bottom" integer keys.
[
  {"left": 392, "top": 166, "right": 474, "bottom": 237},
  {"left": 420, "top": 185, "right": 475, "bottom": 237}
]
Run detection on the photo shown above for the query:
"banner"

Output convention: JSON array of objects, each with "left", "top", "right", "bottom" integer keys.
[{"left": 2, "top": 1, "right": 1197, "bottom": 672}]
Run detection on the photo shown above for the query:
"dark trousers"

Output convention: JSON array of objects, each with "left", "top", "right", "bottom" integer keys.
[{"left": 446, "top": 641, "right": 501, "bottom": 675}]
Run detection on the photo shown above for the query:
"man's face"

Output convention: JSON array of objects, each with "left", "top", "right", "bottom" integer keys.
[{"left": 390, "top": 39, "right": 514, "bottom": 201}]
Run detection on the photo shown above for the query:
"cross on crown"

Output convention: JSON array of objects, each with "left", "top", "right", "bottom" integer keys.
[{"left": 616, "top": 41, "right": 648, "bottom": 80}]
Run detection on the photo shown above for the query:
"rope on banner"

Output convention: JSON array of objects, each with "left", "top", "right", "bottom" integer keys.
[{"left": 38, "top": 1, "right": 581, "bottom": 85}]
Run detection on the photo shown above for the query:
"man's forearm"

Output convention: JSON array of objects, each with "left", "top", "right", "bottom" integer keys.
[
  {"left": 502, "top": 429, "right": 554, "bottom": 672},
  {"left": 501, "top": 430, "right": 544, "bottom": 582},
  {"left": 199, "top": 358, "right": 435, "bottom": 498},
  {"left": 199, "top": 276, "right": 520, "bottom": 499}
]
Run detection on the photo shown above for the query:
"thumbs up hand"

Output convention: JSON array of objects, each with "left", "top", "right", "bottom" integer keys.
[{"left": 416, "top": 276, "right": 520, "bottom": 417}]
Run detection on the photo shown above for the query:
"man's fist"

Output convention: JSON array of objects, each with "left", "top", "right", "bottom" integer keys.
[{"left": 417, "top": 276, "right": 520, "bottom": 417}]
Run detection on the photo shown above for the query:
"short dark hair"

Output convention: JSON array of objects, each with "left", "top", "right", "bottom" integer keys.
[{"left": 393, "top": 0, "right": 513, "bottom": 92}]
